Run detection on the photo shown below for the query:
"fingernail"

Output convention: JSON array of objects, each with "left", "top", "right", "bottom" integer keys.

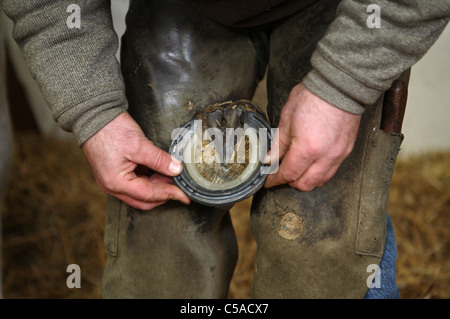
[{"left": 169, "top": 159, "right": 183, "bottom": 175}]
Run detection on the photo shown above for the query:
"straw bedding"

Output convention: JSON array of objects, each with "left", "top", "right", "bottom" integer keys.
[{"left": 1, "top": 133, "right": 449, "bottom": 299}]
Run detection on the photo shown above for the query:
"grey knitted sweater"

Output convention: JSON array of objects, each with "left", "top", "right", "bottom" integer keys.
[{"left": 1, "top": 0, "right": 449, "bottom": 146}]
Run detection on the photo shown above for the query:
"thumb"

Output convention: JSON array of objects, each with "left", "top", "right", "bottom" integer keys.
[{"left": 131, "top": 137, "right": 183, "bottom": 177}]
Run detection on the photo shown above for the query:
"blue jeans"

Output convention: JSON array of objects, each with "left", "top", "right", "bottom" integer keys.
[{"left": 364, "top": 215, "right": 400, "bottom": 299}]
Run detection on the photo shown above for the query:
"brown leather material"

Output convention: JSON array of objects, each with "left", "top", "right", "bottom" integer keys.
[
  {"left": 121, "top": 0, "right": 264, "bottom": 151},
  {"left": 381, "top": 75, "right": 409, "bottom": 134},
  {"left": 102, "top": 0, "right": 406, "bottom": 298},
  {"left": 355, "top": 128, "right": 403, "bottom": 258},
  {"left": 249, "top": 3, "right": 405, "bottom": 298},
  {"left": 102, "top": 196, "right": 238, "bottom": 298},
  {"left": 250, "top": 96, "right": 404, "bottom": 298},
  {"left": 102, "top": 0, "right": 263, "bottom": 298}
]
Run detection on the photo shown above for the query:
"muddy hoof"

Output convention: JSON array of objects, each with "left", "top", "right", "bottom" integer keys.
[{"left": 170, "top": 100, "right": 274, "bottom": 207}]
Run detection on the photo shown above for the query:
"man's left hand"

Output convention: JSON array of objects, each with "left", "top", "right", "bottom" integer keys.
[{"left": 265, "top": 83, "right": 361, "bottom": 191}]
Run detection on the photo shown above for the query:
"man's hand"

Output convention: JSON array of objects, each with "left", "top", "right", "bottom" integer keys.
[
  {"left": 265, "top": 83, "right": 361, "bottom": 191},
  {"left": 82, "top": 112, "right": 190, "bottom": 210}
]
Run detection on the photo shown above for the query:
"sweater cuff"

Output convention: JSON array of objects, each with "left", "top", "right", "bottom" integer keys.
[
  {"left": 55, "top": 90, "right": 128, "bottom": 146},
  {"left": 303, "top": 51, "right": 385, "bottom": 115}
]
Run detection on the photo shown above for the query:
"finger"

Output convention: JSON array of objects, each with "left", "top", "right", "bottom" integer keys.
[
  {"left": 265, "top": 146, "right": 313, "bottom": 188},
  {"left": 114, "top": 193, "right": 167, "bottom": 211},
  {"left": 148, "top": 172, "right": 176, "bottom": 184},
  {"left": 288, "top": 159, "right": 340, "bottom": 191},
  {"left": 131, "top": 138, "right": 183, "bottom": 177},
  {"left": 120, "top": 174, "right": 191, "bottom": 205}
]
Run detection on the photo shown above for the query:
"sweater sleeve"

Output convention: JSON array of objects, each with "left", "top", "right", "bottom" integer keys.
[
  {"left": 302, "top": 0, "right": 450, "bottom": 114},
  {"left": 1, "top": 0, "right": 128, "bottom": 146}
]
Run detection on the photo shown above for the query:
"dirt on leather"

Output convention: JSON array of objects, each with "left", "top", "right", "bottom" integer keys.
[{"left": 1, "top": 132, "right": 449, "bottom": 299}]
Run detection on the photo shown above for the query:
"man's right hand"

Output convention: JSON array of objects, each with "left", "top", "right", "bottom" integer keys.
[{"left": 81, "top": 112, "right": 191, "bottom": 210}]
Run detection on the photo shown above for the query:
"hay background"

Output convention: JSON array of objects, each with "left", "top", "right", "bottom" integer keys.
[{"left": 1, "top": 133, "right": 449, "bottom": 299}]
